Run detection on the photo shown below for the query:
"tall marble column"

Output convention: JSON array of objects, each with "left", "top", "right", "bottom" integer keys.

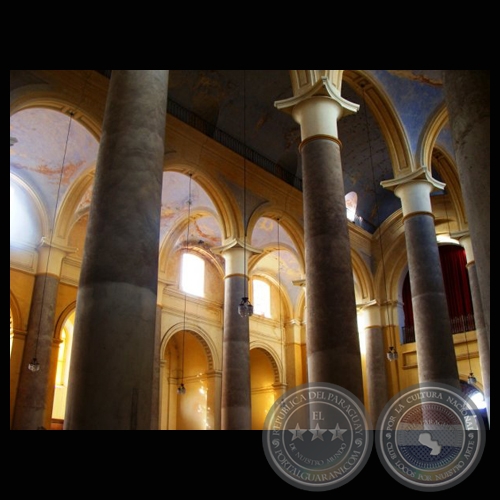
[
  {"left": 64, "top": 70, "right": 169, "bottom": 430},
  {"left": 454, "top": 231, "right": 490, "bottom": 424},
  {"left": 12, "top": 242, "right": 67, "bottom": 430},
  {"left": 383, "top": 169, "right": 460, "bottom": 389},
  {"left": 362, "top": 302, "right": 389, "bottom": 427},
  {"left": 276, "top": 75, "right": 364, "bottom": 401},
  {"left": 443, "top": 71, "right": 490, "bottom": 348},
  {"left": 213, "top": 239, "right": 261, "bottom": 430}
]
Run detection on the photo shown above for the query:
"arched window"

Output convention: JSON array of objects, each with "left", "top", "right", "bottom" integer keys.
[
  {"left": 253, "top": 279, "right": 271, "bottom": 318},
  {"left": 345, "top": 192, "right": 358, "bottom": 222},
  {"left": 181, "top": 253, "right": 205, "bottom": 298}
]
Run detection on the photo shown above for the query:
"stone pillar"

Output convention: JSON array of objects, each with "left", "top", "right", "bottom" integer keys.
[
  {"left": 443, "top": 71, "right": 490, "bottom": 349},
  {"left": 206, "top": 370, "right": 222, "bottom": 430},
  {"left": 454, "top": 231, "right": 490, "bottom": 424},
  {"left": 276, "top": 76, "right": 364, "bottom": 401},
  {"left": 12, "top": 242, "right": 67, "bottom": 430},
  {"left": 64, "top": 70, "right": 169, "bottom": 430},
  {"left": 212, "top": 239, "right": 262, "bottom": 430},
  {"left": 362, "top": 302, "right": 389, "bottom": 428},
  {"left": 383, "top": 169, "right": 460, "bottom": 390},
  {"left": 150, "top": 301, "right": 163, "bottom": 431},
  {"left": 284, "top": 319, "right": 305, "bottom": 388},
  {"left": 10, "top": 327, "right": 26, "bottom": 428}
]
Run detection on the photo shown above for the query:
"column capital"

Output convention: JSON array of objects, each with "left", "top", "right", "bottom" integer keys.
[
  {"left": 452, "top": 230, "right": 475, "bottom": 265},
  {"left": 359, "top": 300, "right": 382, "bottom": 328},
  {"left": 37, "top": 237, "right": 75, "bottom": 277},
  {"left": 275, "top": 76, "right": 359, "bottom": 141},
  {"left": 276, "top": 76, "right": 359, "bottom": 116},
  {"left": 212, "top": 239, "right": 262, "bottom": 278},
  {"left": 382, "top": 166, "right": 445, "bottom": 218},
  {"left": 211, "top": 238, "right": 262, "bottom": 257}
]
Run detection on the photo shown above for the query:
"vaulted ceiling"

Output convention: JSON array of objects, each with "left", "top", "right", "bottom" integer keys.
[{"left": 10, "top": 70, "right": 454, "bottom": 310}]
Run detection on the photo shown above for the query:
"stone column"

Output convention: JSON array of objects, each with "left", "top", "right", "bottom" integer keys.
[
  {"left": 443, "top": 71, "right": 490, "bottom": 348},
  {"left": 362, "top": 302, "right": 389, "bottom": 428},
  {"left": 12, "top": 242, "right": 67, "bottom": 430},
  {"left": 10, "top": 327, "right": 26, "bottom": 428},
  {"left": 383, "top": 169, "right": 460, "bottom": 390},
  {"left": 454, "top": 231, "right": 490, "bottom": 424},
  {"left": 150, "top": 298, "right": 163, "bottom": 430},
  {"left": 284, "top": 319, "right": 306, "bottom": 388},
  {"left": 276, "top": 76, "right": 364, "bottom": 401},
  {"left": 206, "top": 370, "right": 222, "bottom": 430},
  {"left": 64, "top": 70, "right": 169, "bottom": 430},
  {"left": 212, "top": 239, "right": 262, "bottom": 430}
]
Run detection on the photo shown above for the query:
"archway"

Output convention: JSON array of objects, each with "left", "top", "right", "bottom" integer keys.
[
  {"left": 163, "top": 330, "right": 212, "bottom": 430},
  {"left": 250, "top": 347, "right": 280, "bottom": 430},
  {"left": 51, "top": 310, "right": 75, "bottom": 427}
]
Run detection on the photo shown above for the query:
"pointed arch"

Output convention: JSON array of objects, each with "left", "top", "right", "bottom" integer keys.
[
  {"left": 163, "top": 164, "right": 239, "bottom": 243},
  {"left": 419, "top": 102, "right": 449, "bottom": 170},
  {"left": 343, "top": 70, "right": 414, "bottom": 176}
]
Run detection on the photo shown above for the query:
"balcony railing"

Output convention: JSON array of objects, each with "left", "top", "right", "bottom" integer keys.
[
  {"left": 94, "top": 70, "right": 303, "bottom": 192},
  {"left": 402, "top": 314, "right": 476, "bottom": 345}
]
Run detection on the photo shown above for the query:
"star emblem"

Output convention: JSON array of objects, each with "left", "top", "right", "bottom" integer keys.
[
  {"left": 310, "top": 423, "right": 328, "bottom": 441},
  {"left": 288, "top": 423, "right": 307, "bottom": 442},
  {"left": 330, "top": 423, "right": 347, "bottom": 441}
]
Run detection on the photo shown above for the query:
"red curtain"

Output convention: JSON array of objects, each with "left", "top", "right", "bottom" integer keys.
[
  {"left": 439, "top": 245, "right": 474, "bottom": 319},
  {"left": 402, "top": 273, "right": 414, "bottom": 328},
  {"left": 402, "top": 245, "right": 475, "bottom": 341}
]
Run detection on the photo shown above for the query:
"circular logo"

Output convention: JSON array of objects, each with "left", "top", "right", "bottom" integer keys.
[
  {"left": 262, "top": 383, "right": 373, "bottom": 491},
  {"left": 375, "top": 383, "right": 486, "bottom": 491}
]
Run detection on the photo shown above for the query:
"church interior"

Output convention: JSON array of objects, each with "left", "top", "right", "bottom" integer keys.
[{"left": 9, "top": 70, "right": 490, "bottom": 431}]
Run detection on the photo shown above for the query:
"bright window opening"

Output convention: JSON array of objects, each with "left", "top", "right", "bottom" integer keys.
[
  {"left": 181, "top": 254, "right": 205, "bottom": 297},
  {"left": 345, "top": 191, "right": 358, "bottom": 222},
  {"left": 253, "top": 279, "right": 271, "bottom": 318}
]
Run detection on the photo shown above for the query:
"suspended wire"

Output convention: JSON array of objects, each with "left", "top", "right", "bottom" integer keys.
[
  {"left": 243, "top": 70, "right": 248, "bottom": 298},
  {"left": 277, "top": 218, "right": 283, "bottom": 332},
  {"left": 179, "top": 173, "right": 193, "bottom": 392},
  {"left": 29, "top": 112, "right": 74, "bottom": 371},
  {"left": 29, "top": 71, "right": 93, "bottom": 371},
  {"left": 362, "top": 87, "right": 393, "bottom": 339}
]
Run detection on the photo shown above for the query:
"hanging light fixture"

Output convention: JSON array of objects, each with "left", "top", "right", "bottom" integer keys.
[
  {"left": 464, "top": 330, "right": 477, "bottom": 384},
  {"left": 238, "top": 70, "right": 253, "bottom": 318},
  {"left": 178, "top": 173, "right": 193, "bottom": 395},
  {"left": 387, "top": 346, "right": 399, "bottom": 362}
]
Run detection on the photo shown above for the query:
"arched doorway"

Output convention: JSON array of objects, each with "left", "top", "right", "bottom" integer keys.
[
  {"left": 250, "top": 347, "right": 280, "bottom": 430},
  {"left": 51, "top": 310, "right": 75, "bottom": 428},
  {"left": 162, "top": 330, "right": 212, "bottom": 430}
]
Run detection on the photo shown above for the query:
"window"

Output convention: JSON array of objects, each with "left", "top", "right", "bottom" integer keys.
[
  {"left": 253, "top": 279, "right": 271, "bottom": 318},
  {"left": 181, "top": 254, "right": 205, "bottom": 297}
]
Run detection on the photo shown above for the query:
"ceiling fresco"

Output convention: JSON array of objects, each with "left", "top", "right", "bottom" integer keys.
[{"left": 10, "top": 108, "right": 99, "bottom": 217}]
